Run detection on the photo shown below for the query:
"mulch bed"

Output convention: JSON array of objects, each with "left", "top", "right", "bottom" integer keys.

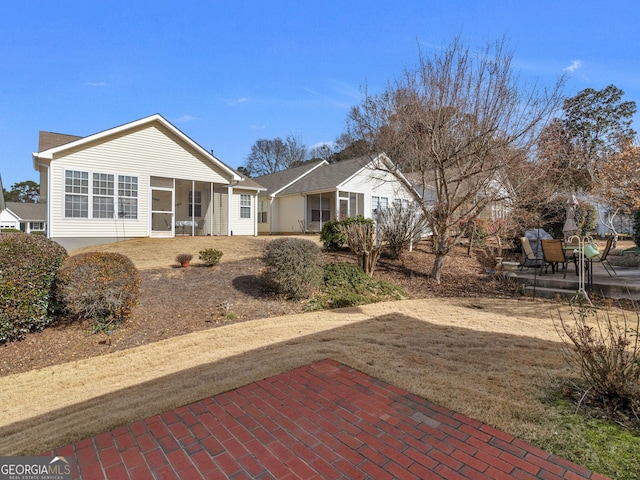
[{"left": 0, "top": 242, "right": 519, "bottom": 377}]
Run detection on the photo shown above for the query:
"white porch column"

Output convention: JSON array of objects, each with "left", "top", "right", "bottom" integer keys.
[{"left": 227, "top": 184, "right": 233, "bottom": 235}]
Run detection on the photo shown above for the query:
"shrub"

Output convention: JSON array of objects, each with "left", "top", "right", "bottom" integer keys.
[
  {"left": 320, "top": 216, "right": 374, "bottom": 251},
  {"left": 320, "top": 220, "right": 344, "bottom": 251},
  {"left": 556, "top": 301, "right": 640, "bottom": 414},
  {"left": 375, "top": 201, "right": 428, "bottom": 259},
  {"left": 0, "top": 233, "right": 67, "bottom": 342},
  {"left": 175, "top": 253, "right": 193, "bottom": 265},
  {"left": 56, "top": 252, "right": 140, "bottom": 331},
  {"left": 339, "top": 221, "right": 381, "bottom": 276},
  {"left": 199, "top": 248, "right": 223, "bottom": 266},
  {"left": 263, "top": 238, "right": 323, "bottom": 299},
  {"left": 306, "top": 262, "right": 405, "bottom": 310}
]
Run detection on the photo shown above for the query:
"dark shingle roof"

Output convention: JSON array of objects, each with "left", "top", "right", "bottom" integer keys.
[
  {"left": 38, "top": 132, "right": 83, "bottom": 152},
  {"left": 276, "top": 157, "right": 368, "bottom": 196},
  {"left": 5, "top": 202, "right": 46, "bottom": 221},
  {"left": 252, "top": 160, "right": 326, "bottom": 195}
]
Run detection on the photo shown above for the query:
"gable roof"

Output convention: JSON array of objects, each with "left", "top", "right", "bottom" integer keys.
[
  {"left": 5, "top": 202, "right": 46, "bottom": 221},
  {"left": 252, "top": 160, "right": 326, "bottom": 196},
  {"left": 33, "top": 114, "right": 242, "bottom": 182},
  {"left": 275, "top": 157, "right": 369, "bottom": 196}
]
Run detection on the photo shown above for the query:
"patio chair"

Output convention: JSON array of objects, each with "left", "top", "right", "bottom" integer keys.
[
  {"left": 541, "top": 239, "right": 568, "bottom": 276},
  {"left": 519, "top": 236, "right": 543, "bottom": 270},
  {"left": 591, "top": 236, "right": 617, "bottom": 277}
]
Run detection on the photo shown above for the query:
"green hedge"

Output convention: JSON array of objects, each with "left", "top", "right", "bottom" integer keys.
[{"left": 0, "top": 233, "right": 67, "bottom": 343}]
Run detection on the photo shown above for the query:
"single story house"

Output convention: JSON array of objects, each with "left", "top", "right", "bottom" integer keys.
[
  {"left": 252, "top": 154, "right": 419, "bottom": 234},
  {"left": 0, "top": 202, "right": 47, "bottom": 233},
  {"left": 32, "top": 114, "right": 264, "bottom": 250}
]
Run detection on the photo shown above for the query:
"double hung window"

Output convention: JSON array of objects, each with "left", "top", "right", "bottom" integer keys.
[
  {"left": 64, "top": 169, "right": 138, "bottom": 219},
  {"left": 240, "top": 194, "right": 251, "bottom": 219}
]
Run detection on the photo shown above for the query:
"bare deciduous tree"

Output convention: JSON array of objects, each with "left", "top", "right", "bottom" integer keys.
[
  {"left": 346, "top": 37, "right": 565, "bottom": 282},
  {"left": 244, "top": 134, "right": 308, "bottom": 176}
]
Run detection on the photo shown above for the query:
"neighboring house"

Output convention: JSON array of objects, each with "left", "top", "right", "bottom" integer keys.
[
  {"left": 0, "top": 202, "right": 47, "bottom": 233},
  {"left": 253, "top": 154, "right": 419, "bottom": 234},
  {"left": 32, "top": 114, "right": 264, "bottom": 250}
]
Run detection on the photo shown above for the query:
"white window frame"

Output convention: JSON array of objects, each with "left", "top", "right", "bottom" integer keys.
[
  {"left": 188, "top": 190, "right": 202, "bottom": 218},
  {"left": 117, "top": 175, "right": 138, "bottom": 219},
  {"left": 92, "top": 172, "right": 115, "bottom": 219},
  {"left": 64, "top": 169, "right": 138, "bottom": 220},
  {"left": 64, "top": 170, "right": 89, "bottom": 218},
  {"left": 240, "top": 194, "right": 252, "bottom": 219},
  {"left": 371, "top": 195, "right": 388, "bottom": 218},
  {"left": 258, "top": 199, "right": 268, "bottom": 223}
]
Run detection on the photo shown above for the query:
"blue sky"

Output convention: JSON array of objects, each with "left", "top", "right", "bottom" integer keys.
[{"left": 1, "top": 1, "right": 638, "bottom": 188}]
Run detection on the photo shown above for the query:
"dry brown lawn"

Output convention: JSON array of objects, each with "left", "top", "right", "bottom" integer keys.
[{"left": 0, "top": 235, "right": 583, "bottom": 456}]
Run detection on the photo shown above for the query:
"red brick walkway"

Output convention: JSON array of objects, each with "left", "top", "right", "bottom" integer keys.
[{"left": 48, "top": 359, "right": 609, "bottom": 479}]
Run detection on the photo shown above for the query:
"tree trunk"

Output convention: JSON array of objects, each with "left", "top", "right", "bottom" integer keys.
[
  {"left": 430, "top": 230, "right": 450, "bottom": 283},
  {"left": 431, "top": 252, "right": 447, "bottom": 284}
]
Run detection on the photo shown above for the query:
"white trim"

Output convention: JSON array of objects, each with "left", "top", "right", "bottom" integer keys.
[{"left": 33, "top": 114, "right": 241, "bottom": 182}]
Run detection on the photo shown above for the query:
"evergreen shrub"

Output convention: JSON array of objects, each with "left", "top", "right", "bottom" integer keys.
[
  {"left": 0, "top": 233, "right": 67, "bottom": 342},
  {"left": 263, "top": 238, "right": 323, "bottom": 299}
]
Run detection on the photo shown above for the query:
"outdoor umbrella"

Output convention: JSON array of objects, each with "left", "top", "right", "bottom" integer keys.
[{"left": 562, "top": 194, "right": 578, "bottom": 239}]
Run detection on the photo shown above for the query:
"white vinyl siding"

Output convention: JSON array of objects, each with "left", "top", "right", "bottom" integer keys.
[
  {"left": 231, "top": 190, "right": 258, "bottom": 236},
  {"left": 48, "top": 123, "right": 235, "bottom": 240}
]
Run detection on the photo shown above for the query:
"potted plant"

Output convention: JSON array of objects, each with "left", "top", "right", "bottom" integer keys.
[{"left": 176, "top": 253, "right": 193, "bottom": 268}]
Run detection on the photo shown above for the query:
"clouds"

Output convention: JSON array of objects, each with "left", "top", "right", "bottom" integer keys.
[
  {"left": 564, "top": 60, "right": 583, "bottom": 73},
  {"left": 175, "top": 114, "right": 196, "bottom": 123},
  {"left": 228, "top": 97, "right": 248, "bottom": 106},
  {"left": 85, "top": 81, "right": 107, "bottom": 87}
]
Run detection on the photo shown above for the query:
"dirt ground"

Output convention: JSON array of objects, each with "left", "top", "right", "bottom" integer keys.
[
  {"left": 0, "top": 236, "right": 520, "bottom": 376},
  {"left": 3, "top": 235, "right": 638, "bottom": 468}
]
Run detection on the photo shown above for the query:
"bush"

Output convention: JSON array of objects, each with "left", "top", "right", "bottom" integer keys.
[
  {"left": 263, "top": 238, "right": 323, "bottom": 299},
  {"left": 175, "top": 253, "right": 193, "bottom": 265},
  {"left": 199, "top": 248, "right": 223, "bottom": 266},
  {"left": 320, "top": 220, "right": 344, "bottom": 251},
  {"left": 557, "top": 301, "right": 640, "bottom": 414},
  {"left": 320, "top": 216, "right": 374, "bottom": 251},
  {"left": 0, "top": 233, "right": 67, "bottom": 342},
  {"left": 375, "top": 201, "right": 428, "bottom": 259},
  {"left": 56, "top": 252, "right": 140, "bottom": 331},
  {"left": 306, "top": 262, "right": 405, "bottom": 310}
]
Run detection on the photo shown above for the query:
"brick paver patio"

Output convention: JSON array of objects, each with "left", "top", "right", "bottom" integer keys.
[{"left": 47, "top": 359, "right": 610, "bottom": 479}]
